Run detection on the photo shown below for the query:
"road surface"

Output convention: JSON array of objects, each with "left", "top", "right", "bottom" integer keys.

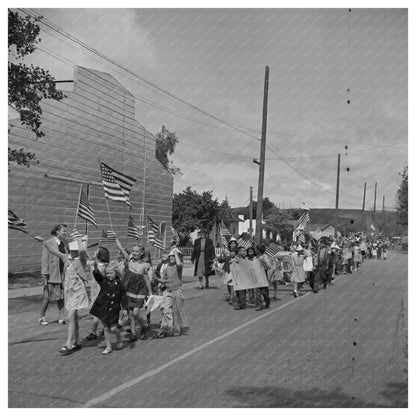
[{"left": 8, "top": 251, "right": 407, "bottom": 407}]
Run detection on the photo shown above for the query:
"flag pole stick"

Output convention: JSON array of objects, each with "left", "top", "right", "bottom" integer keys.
[
  {"left": 85, "top": 184, "right": 90, "bottom": 235},
  {"left": 105, "top": 197, "right": 113, "bottom": 231},
  {"left": 74, "top": 184, "right": 82, "bottom": 229}
]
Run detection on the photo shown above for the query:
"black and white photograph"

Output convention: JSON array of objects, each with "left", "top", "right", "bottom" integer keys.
[{"left": 7, "top": 3, "right": 409, "bottom": 408}]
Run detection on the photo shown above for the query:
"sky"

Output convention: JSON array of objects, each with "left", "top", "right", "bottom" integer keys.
[{"left": 9, "top": 6, "right": 408, "bottom": 211}]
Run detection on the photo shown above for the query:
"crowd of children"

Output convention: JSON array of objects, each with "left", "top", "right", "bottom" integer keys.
[{"left": 38, "top": 227, "right": 390, "bottom": 357}]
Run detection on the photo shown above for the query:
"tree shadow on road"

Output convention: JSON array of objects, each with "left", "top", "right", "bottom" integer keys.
[{"left": 224, "top": 384, "right": 408, "bottom": 407}]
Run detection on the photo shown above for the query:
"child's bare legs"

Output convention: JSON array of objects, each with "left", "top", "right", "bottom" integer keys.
[
  {"left": 65, "top": 309, "right": 78, "bottom": 347},
  {"left": 129, "top": 308, "right": 137, "bottom": 338},
  {"left": 103, "top": 324, "right": 122, "bottom": 349}
]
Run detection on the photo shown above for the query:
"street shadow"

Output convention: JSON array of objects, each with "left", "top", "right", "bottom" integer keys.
[
  {"left": 9, "top": 336, "right": 61, "bottom": 346},
  {"left": 378, "top": 382, "right": 408, "bottom": 407},
  {"left": 225, "top": 384, "right": 407, "bottom": 407}
]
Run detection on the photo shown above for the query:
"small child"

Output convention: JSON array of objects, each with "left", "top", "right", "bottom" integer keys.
[
  {"left": 89, "top": 260, "right": 128, "bottom": 355},
  {"left": 86, "top": 246, "right": 109, "bottom": 341}
]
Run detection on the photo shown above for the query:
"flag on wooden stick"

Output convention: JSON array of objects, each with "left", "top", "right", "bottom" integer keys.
[
  {"left": 127, "top": 215, "right": 140, "bottom": 239},
  {"left": 220, "top": 226, "right": 231, "bottom": 248},
  {"left": 295, "top": 208, "right": 310, "bottom": 232},
  {"left": 99, "top": 230, "right": 117, "bottom": 246},
  {"left": 100, "top": 162, "right": 136, "bottom": 205},
  {"left": 237, "top": 236, "right": 254, "bottom": 249},
  {"left": 147, "top": 217, "right": 164, "bottom": 250},
  {"left": 265, "top": 242, "right": 279, "bottom": 258},
  {"left": 8, "top": 209, "right": 27, "bottom": 233},
  {"left": 77, "top": 185, "right": 97, "bottom": 227}
]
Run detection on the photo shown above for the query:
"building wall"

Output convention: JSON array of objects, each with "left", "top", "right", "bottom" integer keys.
[{"left": 8, "top": 66, "right": 173, "bottom": 273}]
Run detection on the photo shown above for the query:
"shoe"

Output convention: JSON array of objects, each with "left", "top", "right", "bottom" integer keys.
[
  {"left": 173, "top": 331, "right": 181, "bottom": 337},
  {"left": 58, "top": 319, "right": 68, "bottom": 325},
  {"left": 139, "top": 327, "right": 149, "bottom": 340},
  {"left": 129, "top": 334, "right": 138, "bottom": 343},
  {"left": 102, "top": 347, "right": 113, "bottom": 355},
  {"left": 199, "top": 286, "right": 204, "bottom": 290},
  {"left": 157, "top": 331, "right": 166, "bottom": 339},
  {"left": 72, "top": 342, "right": 82, "bottom": 351},
  {"left": 86, "top": 333, "right": 97, "bottom": 341},
  {"left": 293, "top": 291, "right": 299, "bottom": 298},
  {"left": 323, "top": 284, "right": 327, "bottom": 289},
  {"left": 180, "top": 327, "right": 190, "bottom": 335},
  {"left": 59, "top": 345, "right": 74, "bottom": 356},
  {"left": 39, "top": 317, "right": 48, "bottom": 326},
  {"left": 116, "top": 341, "right": 123, "bottom": 350},
  {"left": 265, "top": 303, "right": 270, "bottom": 309}
]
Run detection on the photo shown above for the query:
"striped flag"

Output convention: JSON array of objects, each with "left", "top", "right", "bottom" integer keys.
[
  {"left": 100, "top": 162, "right": 136, "bottom": 205},
  {"left": 77, "top": 185, "right": 96, "bottom": 227},
  {"left": 295, "top": 210, "right": 310, "bottom": 231},
  {"left": 70, "top": 229, "right": 83, "bottom": 240},
  {"left": 220, "top": 225, "right": 231, "bottom": 248},
  {"left": 99, "top": 230, "right": 117, "bottom": 246},
  {"left": 127, "top": 215, "right": 140, "bottom": 239},
  {"left": 237, "top": 237, "right": 254, "bottom": 249},
  {"left": 8, "top": 209, "right": 27, "bottom": 233},
  {"left": 147, "top": 217, "right": 164, "bottom": 250},
  {"left": 265, "top": 242, "right": 280, "bottom": 258}
]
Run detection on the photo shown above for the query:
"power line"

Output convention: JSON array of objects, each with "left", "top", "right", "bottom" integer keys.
[{"left": 19, "top": 8, "right": 262, "bottom": 144}]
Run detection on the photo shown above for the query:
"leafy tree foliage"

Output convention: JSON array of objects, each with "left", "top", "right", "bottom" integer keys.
[
  {"left": 8, "top": 10, "right": 65, "bottom": 167},
  {"left": 396, "top": 166, "right": 408, "bottom": 226},
  {"left": 263, "top": 206, "right": 293, "bottom": 243},
  {"left": 155, "top": 125, "right": 181, "bottom": 176},
  {"left": 172, "top": 187, "right": 229, "bottom": 239}
]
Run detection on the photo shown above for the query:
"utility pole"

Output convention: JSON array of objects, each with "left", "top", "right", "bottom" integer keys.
[
  {"left": 382, "top": 195, "right": 385, "bottom": 214},
  {"left": 361, "top": 182, "right": 366, "bottom": 231},
  {"left": 373, "top": 182, "right": 377, "bottom": 224},
  {"left": 335, "top": 153, "right": 341, "bottom": 237},
  {"left": 255, "top": 66, "right": 269, "bottom": 246},
  {"left": 249, "top": 186, "right": 253, "bottom": 238}
]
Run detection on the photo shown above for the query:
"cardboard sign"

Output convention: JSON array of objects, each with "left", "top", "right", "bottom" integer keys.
[{"left": 230, "top": 258, "right": 269, "bottom": 291}]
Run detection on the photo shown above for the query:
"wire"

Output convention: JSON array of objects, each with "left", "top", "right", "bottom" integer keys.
[{"left": 19, "top": 8, "right": 262, "bottom": 144}]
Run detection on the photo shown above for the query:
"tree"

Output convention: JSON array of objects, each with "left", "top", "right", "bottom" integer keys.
[
  {"left": 172, "top": 187, "right": 223, "bottom": 240},
  {"left": 155, "top": 125, "right": 181, "bottom": 176},
  {"left": 8, "top": 10, "right": 65, "bottom": 167},
  {"left": 264, "top": 207, "right": 293, "bottom": 243},
  {"left": 218, "top": 199, "right": 233, "bottom": 227},
  {"left": 396, "top": 166, "right": 408, "bottom": 227}
]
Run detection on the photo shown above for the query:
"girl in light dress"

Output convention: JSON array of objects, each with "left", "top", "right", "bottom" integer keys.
[{"left": 37, "top": 236, "right": 89, "bottom": 355}]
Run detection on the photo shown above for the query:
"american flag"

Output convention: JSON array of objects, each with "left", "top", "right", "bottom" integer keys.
[
  {"left": 298, "top": 231, "right": 306, "bottom": 245},
  {"left": 8, "top": 209, "right": 27, "bottom": 233},
  {"left": 100, "top": 162, "right": 136, "bottom": 205},
  {"left": 265, "top": 242, "right": 280, "bottom": 258},
  {"left": 70, "top": 229, "right": 83, "bottom": 240},
  {"left": 99, "top": 230, "right": 117, "bottom": 246},
  {"left": 295, "top": 210, "right": 310, "bottom": 231},
  {"left": 237, "top": 236, "right": 254, "bottom": 249},
  {"left": 77, "top": 185, "right": 96, "bottom": 227},
  {"left": 147, "top": 217, "right": 164, "bottom": 250},
  {"left": 220, "top": 225, "right": 231, "bottom": 248},
  {"left": 127, "top": 215, "right": 140, "bottom": 239}
]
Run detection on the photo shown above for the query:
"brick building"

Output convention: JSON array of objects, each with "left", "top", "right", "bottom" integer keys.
[{"left": 8, "top": 66, "right": 173, "bottom": 273}]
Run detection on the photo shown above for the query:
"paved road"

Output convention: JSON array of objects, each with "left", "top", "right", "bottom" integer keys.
[{"left": 8, "top": 252, "right": 407, "bottom": 407}]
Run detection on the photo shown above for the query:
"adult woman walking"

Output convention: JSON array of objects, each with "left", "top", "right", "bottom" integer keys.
[{"left": 191, "top": 230, "right": 216, "bottom": 289}]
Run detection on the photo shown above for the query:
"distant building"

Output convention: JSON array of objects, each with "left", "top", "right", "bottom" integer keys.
[{"left": 8, "top": 66, "right": 173, "bottom": 272}]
